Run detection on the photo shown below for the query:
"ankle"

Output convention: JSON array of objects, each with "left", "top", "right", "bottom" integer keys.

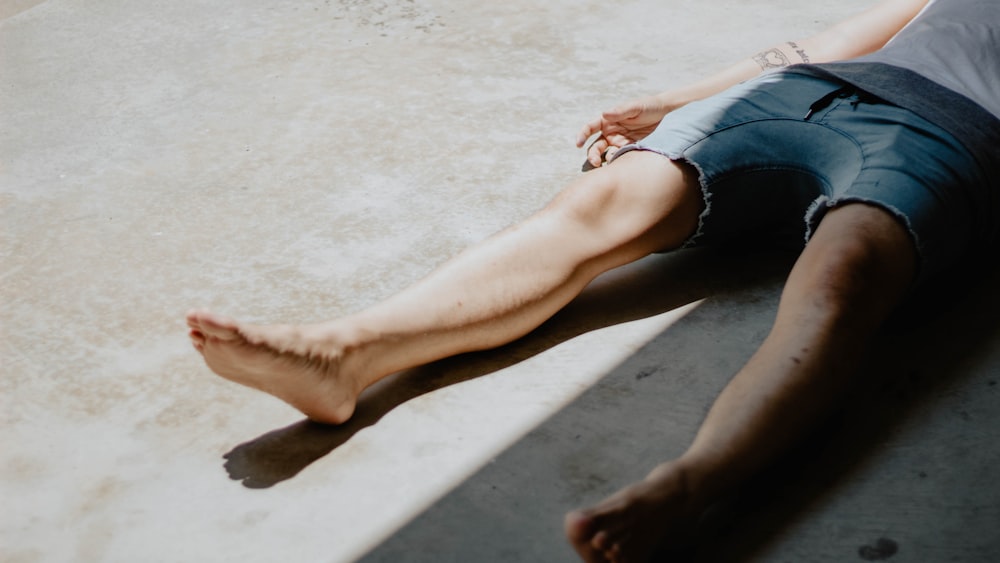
[
  {"left": 311, "top": 319, "right": 381, "bottom": 386},
  {"left": 664, "top": 458, "right": 716, "bottom": 510}
]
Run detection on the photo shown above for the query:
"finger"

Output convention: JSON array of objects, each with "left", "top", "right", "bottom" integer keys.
[
  {"left": 587, "top": 138, "right": 610, "bottom": 167},
  {"left": 602, "top": 101, "right": 643, "bottom": 122},
  {"left": 605, "top": 133, "right": 633, "bottom": 149},
  {"left": 576, "top": 117, "right": 604, "bottom": 147}
]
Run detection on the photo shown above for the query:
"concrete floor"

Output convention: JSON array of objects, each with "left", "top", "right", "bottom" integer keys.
[{"left": 2, "top": 1, "right": 998, "bottom": 561}]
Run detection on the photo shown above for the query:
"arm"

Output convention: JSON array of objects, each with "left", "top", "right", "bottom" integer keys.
[
  {"left": 672, "top": 0, "right": 928, "bottom": 106},
  {"left": 577, "top": 0, "right": 929, "bottom": 167}
]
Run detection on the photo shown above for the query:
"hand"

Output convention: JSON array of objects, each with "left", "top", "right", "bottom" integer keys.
[{"left": 576, "top": 95, "right": 673, "bottom": 169}]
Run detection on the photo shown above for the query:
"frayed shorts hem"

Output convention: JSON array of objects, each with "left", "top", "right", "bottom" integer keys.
[{"left": 608, "top": 71, "right": 988, "bottom": 285}]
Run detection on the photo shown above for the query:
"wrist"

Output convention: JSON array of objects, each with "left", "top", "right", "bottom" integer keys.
[{"left": 654, "top": 90, "right": 691, "bottom": 114}]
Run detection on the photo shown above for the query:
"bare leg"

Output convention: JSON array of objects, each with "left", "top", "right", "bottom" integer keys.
[
  {"left": 565, "top": 203, "right": 917, "bottom": 562},
  {"left": 188, "top": 151, "right": 702, "bottom": 423}
]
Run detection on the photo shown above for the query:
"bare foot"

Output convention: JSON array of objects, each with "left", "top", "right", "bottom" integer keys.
[
  {"left": 186, "top": 309, "right": 361, "bottom": 424},
  {"left": 564, "top": 461, "right": 702, "bottom": 562}
]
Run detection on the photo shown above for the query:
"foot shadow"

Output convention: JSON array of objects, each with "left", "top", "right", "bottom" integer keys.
[{"left": 221, "top": 247, "right": 798, "bottom": 488}]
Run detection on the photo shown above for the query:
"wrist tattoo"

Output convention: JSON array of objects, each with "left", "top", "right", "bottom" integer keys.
[
  {"left": 787, "top": 41, "right": 811, "bottom": 63},
  {"left": 752, "top": 48, "right": 791, "bottom": 70}
]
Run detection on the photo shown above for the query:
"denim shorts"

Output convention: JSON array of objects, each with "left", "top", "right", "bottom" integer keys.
[{"left": 612, "top": 71, "right": 992, "bottom": 283}]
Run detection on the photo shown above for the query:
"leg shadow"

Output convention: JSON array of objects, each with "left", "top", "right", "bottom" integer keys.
[{"left": 358, "top": 263, "right": 1000, "bottom": 562}]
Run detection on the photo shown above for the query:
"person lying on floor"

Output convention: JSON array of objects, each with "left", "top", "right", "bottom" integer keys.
[{"left": 187, "top": 0, "right": 999, "bottom": 560}]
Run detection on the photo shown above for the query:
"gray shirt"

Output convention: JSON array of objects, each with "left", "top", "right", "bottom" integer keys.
[{"left": 854, "top": 0, "right": 1000, "bottom": 121}]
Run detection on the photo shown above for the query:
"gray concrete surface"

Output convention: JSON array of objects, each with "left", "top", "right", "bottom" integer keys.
[
  {"left": 3, "top": 1, "right": 998, "bottom": 562},
  {"left": 364, "top": 251, "right": 1000, "bottom": 562}
]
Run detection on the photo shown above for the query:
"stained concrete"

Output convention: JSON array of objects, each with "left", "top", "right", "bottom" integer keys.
[{"left": 2, "top": 1, "right": 998, "bottom": 562}]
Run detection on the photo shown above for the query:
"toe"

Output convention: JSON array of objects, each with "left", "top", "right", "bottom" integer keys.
[
  {"left": 189, "top": 328, "right": 206, "bottom": 347},
  {"left": 186, "top": 309, "right": 204, "bottom": 330},
  {"left": 593, "top": 530, "right": 612, "bottom": 552},
  {"left": 565, "top": 510, "right": 595, "bottom": 542},
  {"left": 565, "top": 511, "right": 607, "bottom": 563},
  {"left": 196, "top": 311, "right": 242, "bottom": 340},
  {"left": 604, "top": 543, "right": 621, "bottom": 563}
]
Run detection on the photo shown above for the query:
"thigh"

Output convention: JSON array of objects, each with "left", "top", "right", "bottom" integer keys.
[{"left": 804, "top": 202, "right": 917, "bottom": 293}]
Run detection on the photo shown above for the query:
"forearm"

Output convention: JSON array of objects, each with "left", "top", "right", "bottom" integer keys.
[
  {"left": 653, "top": 48, "right": 805, "bottom": 112},
  {"left": 654, "top": 0, "right": 928, "bottom": 111}
]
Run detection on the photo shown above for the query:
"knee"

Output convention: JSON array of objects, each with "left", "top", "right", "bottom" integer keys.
[
  {"left": 545, "top": 166, "right": 625, "bottom": 227},
  {"left": 543, "top": 153, "right": 701, "bottom": 244}
]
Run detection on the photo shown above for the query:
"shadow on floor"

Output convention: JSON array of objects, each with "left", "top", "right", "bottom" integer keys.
[
  {"left": 357, "top": 261, "right": 1000, "bottom": 561},
  {"left": 220, "top": 247, "right": 796, "bottom": 488},
  {"left": 687, "top": 262, "right": 1000, "bottom": 562}
]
